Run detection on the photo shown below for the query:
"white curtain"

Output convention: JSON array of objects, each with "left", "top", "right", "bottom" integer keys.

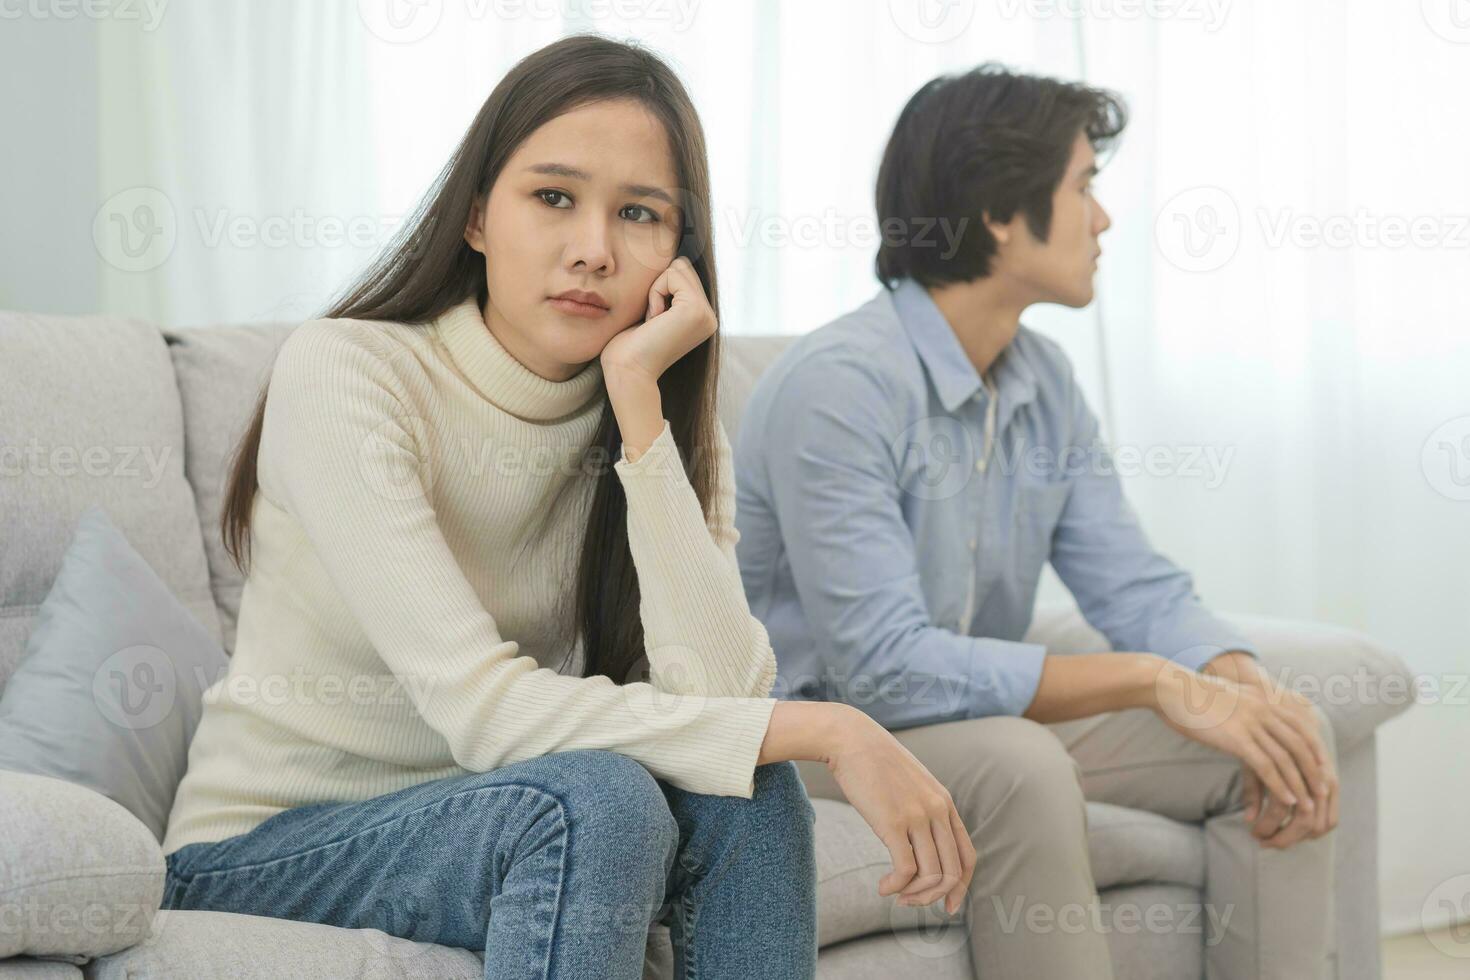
[
  {"left": 89, "top": 0, "right": 1468, "bottom": 933},
  {"left": 1077, "top": 1, "right": 1470, "bottom": 935}
]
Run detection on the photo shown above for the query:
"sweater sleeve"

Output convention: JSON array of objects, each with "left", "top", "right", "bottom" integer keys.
[
  {"left": 613, "top": 419, "right": 780, "bottom": 700},
  {"left": 262, "top": 322, "right": 775, "bottom": 798}
]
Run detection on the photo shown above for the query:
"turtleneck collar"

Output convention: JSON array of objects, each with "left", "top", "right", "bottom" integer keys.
[{"left": 433, "top": 296, "right": 605, "bottom": 421}]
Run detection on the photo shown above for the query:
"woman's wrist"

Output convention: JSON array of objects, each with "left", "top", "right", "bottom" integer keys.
[
  {"left": 603, "top": 366, "right": 664, "bottom": 461},
  {"left": 756, "top": 700, "right": 862, "bottom": 767}
]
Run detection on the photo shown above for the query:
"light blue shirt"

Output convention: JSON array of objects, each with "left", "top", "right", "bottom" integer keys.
[{"left": 733, "top": 278, "right": 1255, "bottom": 729}]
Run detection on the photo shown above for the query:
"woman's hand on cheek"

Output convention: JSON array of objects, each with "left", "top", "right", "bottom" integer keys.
[{"left": 599, "top": 256, "right": 716, "bottom": 386}]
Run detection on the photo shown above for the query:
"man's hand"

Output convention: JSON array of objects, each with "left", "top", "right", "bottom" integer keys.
[
  {"left": 1201, "top": 651, "right": 1339, "bottom": 848},
  {"left": 1200, "top": 649, "right": 1270, "bottom": 688}
]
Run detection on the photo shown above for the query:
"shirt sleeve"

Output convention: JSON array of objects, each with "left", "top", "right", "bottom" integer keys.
[
  {"left": 614, "top": 418, "right": 779, "bottom": 700},
  {"left": 262, "top": 322, "right": 775, "bottom": 797},
  {"left": 758, "top": 353, "right": 1048, "bottom": 728},
  {"left": 1046, "top": 360, "right": 1257, "bottom": 673}
]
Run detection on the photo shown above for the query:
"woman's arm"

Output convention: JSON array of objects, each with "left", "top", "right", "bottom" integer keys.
[
  {"left": 600, "top": 257, "right": 779, "bottom": 700},
  {"left": 606, "top": 365, "right": 778, "bottom": 699}
]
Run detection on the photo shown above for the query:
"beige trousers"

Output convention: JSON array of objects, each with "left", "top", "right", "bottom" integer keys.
[{"left": 796, "top": 705, "right": 1337, "bottom": 980}]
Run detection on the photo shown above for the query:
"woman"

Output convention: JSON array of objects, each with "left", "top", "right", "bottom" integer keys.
[{"left": 158, "top": 34, "right": 975, "bottom": 980}]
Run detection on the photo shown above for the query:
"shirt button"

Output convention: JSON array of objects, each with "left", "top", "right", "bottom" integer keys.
[
  {"left": 974, "top": 460, "right": 985, "bottom": 473},
  {"left": 968, "top": 538, "right": 977, "bottom": 550}
]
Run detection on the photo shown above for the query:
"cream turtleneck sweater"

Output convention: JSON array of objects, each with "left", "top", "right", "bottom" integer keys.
[{"left": 161, "top": 297, "right": 779, "bottom": 855}]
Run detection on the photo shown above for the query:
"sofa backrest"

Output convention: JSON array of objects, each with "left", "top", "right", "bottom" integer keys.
[
  {"left": 0, "top": 311, "right": 227, "bottom": 697},
  {"left": 2, "top": 309, "right": 799, "bottom": 677}
]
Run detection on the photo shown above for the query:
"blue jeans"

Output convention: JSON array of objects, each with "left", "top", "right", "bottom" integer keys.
[{"left": 162, "top": 750, "right": 817, "bottom": 979}]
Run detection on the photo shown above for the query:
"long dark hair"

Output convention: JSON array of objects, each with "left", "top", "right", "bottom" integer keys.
[{"left": 219, "top": 33, "right": 723, "bottom": 688}]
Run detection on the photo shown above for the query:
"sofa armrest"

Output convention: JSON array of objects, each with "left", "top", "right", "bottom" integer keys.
[
  {"left": 0, "top": 771, "right": 163, "bottom": 962},
  {"left": 1025, "top": 602, "right": 1416, "bottom": 750}
]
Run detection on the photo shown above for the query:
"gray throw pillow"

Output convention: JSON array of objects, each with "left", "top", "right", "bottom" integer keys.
[{"left": 0, "top": 504, "right": 228, "bottom": 842}]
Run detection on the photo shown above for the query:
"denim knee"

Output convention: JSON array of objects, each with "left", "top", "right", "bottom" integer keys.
[
  {"left": 673, "top": 760, "right": 816, "bottom": 867},
  {"left": 539, "top": 749, "right": 680, "bottom": 867},
  {"left": 753, "top": 760, "right": 819, "bottom": 827}
]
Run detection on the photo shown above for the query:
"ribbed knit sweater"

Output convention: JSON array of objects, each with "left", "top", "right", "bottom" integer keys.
[{"left": 161, "top": 296, "right": 779, "bottom": 855}]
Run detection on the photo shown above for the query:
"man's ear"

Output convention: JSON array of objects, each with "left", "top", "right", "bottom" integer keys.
[
  {"left": 464, "top": 198, "right": 485, "bottom": 254},
  {"left": 982, "top": 209, "right": 1014, "bottom": 247}
]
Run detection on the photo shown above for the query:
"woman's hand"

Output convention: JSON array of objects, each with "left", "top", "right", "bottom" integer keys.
[
  {"left": 599, "top": 256, "right": 716, "bottom": 460},
  {"left": 599, "top": 256, "right": 716, "bottom": 386},
  {"left": 1154, "top": 661, "right": 1337, "bottom": 847},
  {"left": 824, "top": 708, "right": 977, "bottom": 916}
]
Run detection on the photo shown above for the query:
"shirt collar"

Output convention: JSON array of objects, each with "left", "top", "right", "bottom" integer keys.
[{"left": 888, "top": 278, "right": 1038, "bottom": 419}]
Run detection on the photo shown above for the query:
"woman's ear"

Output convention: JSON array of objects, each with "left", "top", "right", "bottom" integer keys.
[{"left": 464, "top": 199, "right": 486, "bottom": 254}]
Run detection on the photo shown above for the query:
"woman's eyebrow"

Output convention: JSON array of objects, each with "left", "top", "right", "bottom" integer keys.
[{"left": 526, "top": 162, "right": 675, "bottom": 206}]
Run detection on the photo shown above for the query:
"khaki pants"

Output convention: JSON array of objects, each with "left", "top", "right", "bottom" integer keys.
[{"left": 796, "top": 705, "right": 1337, "bottom": 980}]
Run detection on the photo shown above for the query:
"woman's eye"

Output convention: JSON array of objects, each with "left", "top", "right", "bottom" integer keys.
[
  {"left": 536, "top": 189, "right": 572, "bottom": 208},
  {"left": 620, "top": 204, "right": 659, "bottom": 223}
]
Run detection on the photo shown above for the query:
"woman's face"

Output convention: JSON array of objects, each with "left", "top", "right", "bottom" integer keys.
[{"left": 464, "top": 98, "right": 684, "bottom": 382}]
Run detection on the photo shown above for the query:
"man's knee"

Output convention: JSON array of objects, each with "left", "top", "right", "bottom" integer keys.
[{"left": 937, "top": 716, "right": 1086, "bottom": 822}]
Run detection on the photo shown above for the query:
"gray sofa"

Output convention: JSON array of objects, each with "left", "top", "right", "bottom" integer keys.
[{"left": 0, "top": 309, "right": 1415, "bottom": 978}]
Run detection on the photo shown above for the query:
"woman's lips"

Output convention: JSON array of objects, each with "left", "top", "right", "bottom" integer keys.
[{"left": 548, "top": 297, "right": 611, "bottom": 318}]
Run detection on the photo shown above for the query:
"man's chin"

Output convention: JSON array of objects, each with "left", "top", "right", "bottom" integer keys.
[{"left": 1051, "top": 287, "right": 1095, "bottom": 309}]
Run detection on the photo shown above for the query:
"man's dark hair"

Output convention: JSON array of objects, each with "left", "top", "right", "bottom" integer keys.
[{"left": 874, "top": 63, "right": 1127, "bottom": 289}]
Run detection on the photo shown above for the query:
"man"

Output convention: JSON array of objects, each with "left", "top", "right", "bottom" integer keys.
[{"left": 734, "top": 64, "right": 1339, "bottom": 979}]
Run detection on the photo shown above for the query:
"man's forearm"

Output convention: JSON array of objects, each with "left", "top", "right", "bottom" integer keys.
[{"left": 1020, "top": 652, "right": 1168, "bottom": 723}]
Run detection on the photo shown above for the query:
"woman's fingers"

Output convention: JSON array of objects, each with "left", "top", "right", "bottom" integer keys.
[
  {"left": 944, "top": 804, "right": 976, "bottom": 915},
  {"left": 644, "top": 266, "right": 671, "bottom": 320},
  {"left": 901, "top": 815, "right": 963, "bottom": 907},
  {"left": 877, "top": 827, "right": 918, "bottom": 898},
  {"left": 897, "top": 820, "right": 946, "bottom": 904}
]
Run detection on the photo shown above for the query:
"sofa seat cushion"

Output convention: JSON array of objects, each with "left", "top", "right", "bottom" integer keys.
[
  {"left": 83, "top": 910, "right": 482, "bottom": 980},
  {"left": 0, "top": 959, "right": 85, "bottom": 978},
  {"left": 85, "top": 910, "right": 678, "bottom": 980}
]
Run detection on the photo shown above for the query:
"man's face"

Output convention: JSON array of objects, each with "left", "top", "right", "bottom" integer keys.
[{"left": 990, "top": 130, "right": 1111, "bottom": 308}]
